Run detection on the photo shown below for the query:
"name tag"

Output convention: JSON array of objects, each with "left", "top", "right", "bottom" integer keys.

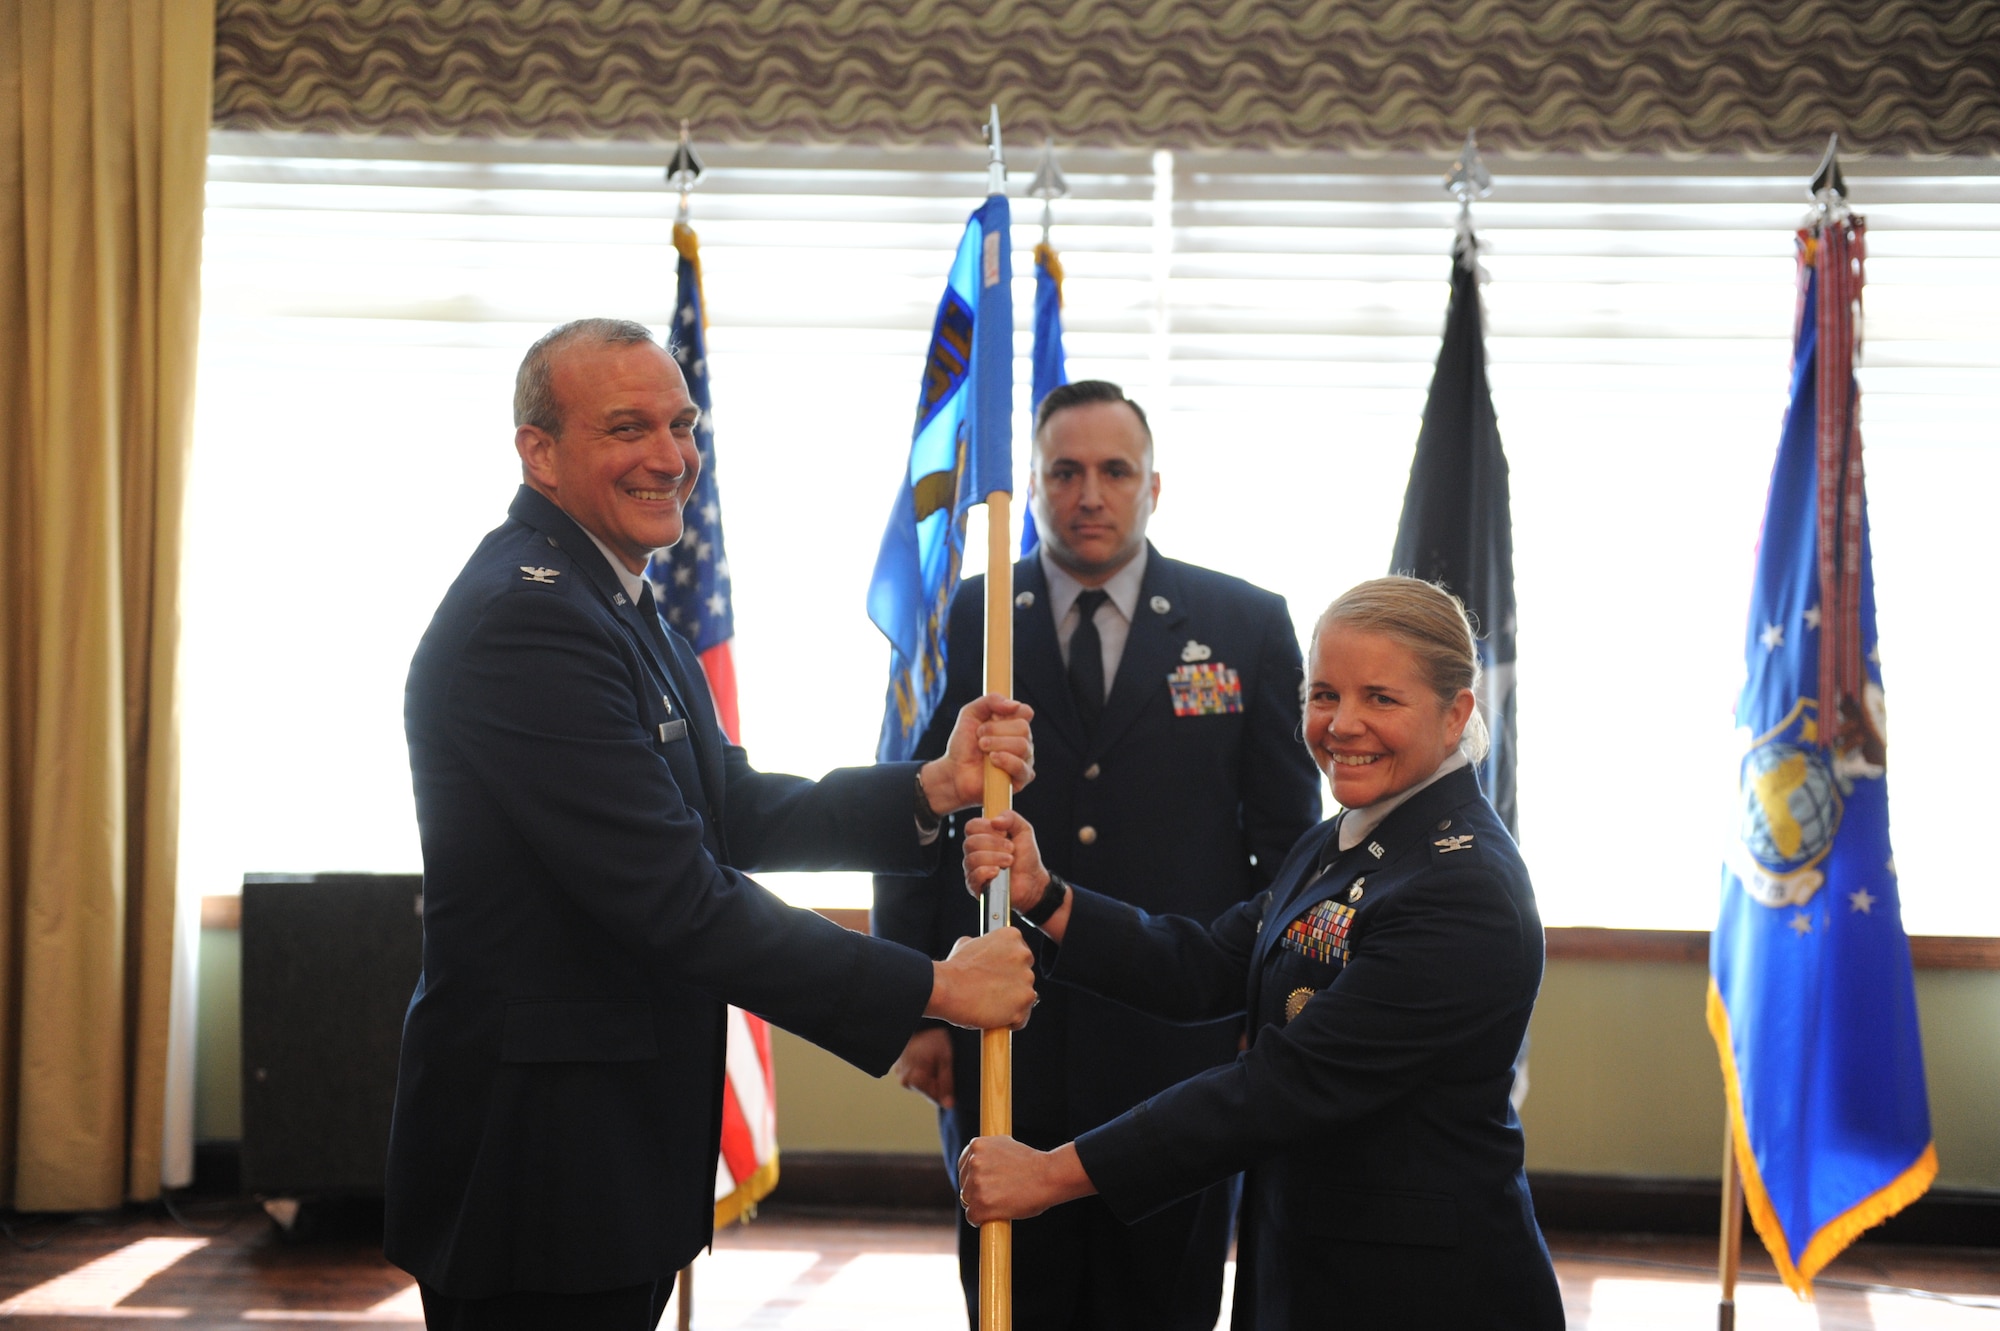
[{"left": 658, "top": 719, "right": 689, "bottom": 743}]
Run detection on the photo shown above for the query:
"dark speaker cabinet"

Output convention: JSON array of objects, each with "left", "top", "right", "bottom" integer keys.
[{"left": 240, "top": 872, "right": 424, "bottom": 1197}]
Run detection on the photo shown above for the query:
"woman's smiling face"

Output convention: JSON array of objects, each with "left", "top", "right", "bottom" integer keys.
[{"left": 1303, "top": 623, "right": 1475, "bottom": 809}]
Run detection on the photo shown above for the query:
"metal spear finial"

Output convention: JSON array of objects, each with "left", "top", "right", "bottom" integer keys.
[
  {"left": 984, "top": 104, "right": 1006, "bottom": 197},
  {"left": 1446, "top": 129, "right": 1493, "bottom": 213},
  {"left": 666, "top": 119, "right": 705, "bottom": 224},
  {"left": 1445, "top": 129, "right": 1493, "bottom": 275},
  {"left": 1029, "top": 138, "right": 1068, "bottom": 243},
  {"left": 1808, "top": 133, "right": 1851, "bottom": 223}
]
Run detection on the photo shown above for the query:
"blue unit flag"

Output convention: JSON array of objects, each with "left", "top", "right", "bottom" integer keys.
[
  {"left": 1708, "top": 213, "right": 1934, "bottom": 1296},
  {"left": 868, "top": 195, "right": 1014, "bottom": 761},
  {"left": 1020, "top": 239, "right": 1068, "bottom": 557}
]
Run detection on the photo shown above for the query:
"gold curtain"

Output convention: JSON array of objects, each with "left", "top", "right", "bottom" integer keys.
[{"left": 0, "top": 0, "right": 211, "bottom": 1211}]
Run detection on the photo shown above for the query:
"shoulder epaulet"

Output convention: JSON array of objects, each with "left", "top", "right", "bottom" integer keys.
[
  {"left": 508, "top": 532, "right": 577, "bottom": 592},
  {"left": 1427, "top": 814, "right": 1480, "bottom": 864}
]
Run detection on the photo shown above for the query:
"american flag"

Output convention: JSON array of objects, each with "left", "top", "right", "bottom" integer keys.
[
  {"left": 645, "top": 221, "right": 778, "bottom": 1225},
  {"left": 649, "top": 222, "right": 740, "bottom": 740}
]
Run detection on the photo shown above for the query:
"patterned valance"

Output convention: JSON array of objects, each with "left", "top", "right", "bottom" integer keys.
[{"left": 212, "top": 0, "right": 2000, "bottom": 157}]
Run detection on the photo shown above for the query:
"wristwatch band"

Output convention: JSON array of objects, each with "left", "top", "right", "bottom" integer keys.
[{"left": 1021, "top": 872, "right": 1069, "bottom": 928}]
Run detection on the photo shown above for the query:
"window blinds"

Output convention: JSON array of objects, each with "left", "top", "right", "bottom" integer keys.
[{"left": 187, "top": 132, "right": 1998, "bottom": 929}]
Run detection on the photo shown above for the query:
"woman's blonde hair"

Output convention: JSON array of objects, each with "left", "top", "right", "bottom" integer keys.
[{"left": 1311, "top": 576, "right": 1491, "bottom": 762}]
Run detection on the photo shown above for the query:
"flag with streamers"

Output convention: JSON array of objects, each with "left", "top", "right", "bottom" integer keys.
[
  {"left": 1708, "top": 210, "right": 1934, "bottom": 1296},
  {"left": 644, "top": 221, "right": 779, "bottom": 1226},
  {"left": 868, "top": 195, "right": 1014, "bottom": 760},
  {"left": 1020, "top": 239, "right": 1068, "bottom": 556}
]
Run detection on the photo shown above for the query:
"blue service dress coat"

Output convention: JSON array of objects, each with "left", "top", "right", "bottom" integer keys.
[
  {"left": 874, "top": 546, "right": 1321, "bottom": 1318},
  {"left": 388, "top": 486, "right": 939, "bottom": 1299},
  {"left": 1058, "top": 764, "right": 1564, "bottom": 1330}
]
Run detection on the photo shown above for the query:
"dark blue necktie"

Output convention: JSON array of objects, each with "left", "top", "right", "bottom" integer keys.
[{"left": 1068, "top": 589, "right": 1110, "bottom": 735}]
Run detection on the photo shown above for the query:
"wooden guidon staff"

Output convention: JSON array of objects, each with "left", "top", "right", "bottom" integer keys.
[
  {"left": 979, "top": 485, "right": 1015, "bottom": 1331},
  {"left": 974, "top": 101, "right": 1016, "bottom": 1331},
  {"left": 1717, "top": 1117, "right": 1744, "bottom": 1331}
]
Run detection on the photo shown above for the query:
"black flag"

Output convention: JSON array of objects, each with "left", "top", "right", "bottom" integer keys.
[{"left": 1390, "top": 232, "right": 1518, "bottom": 836}]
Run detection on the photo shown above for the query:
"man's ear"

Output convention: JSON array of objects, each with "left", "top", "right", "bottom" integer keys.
[{"left": 516, "top": 424, "right": 558, "bottom": 494}]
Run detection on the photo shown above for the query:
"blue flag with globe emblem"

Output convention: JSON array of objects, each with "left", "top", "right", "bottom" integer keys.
[
  {"left": 868, "top": 195, "right": 1013, "bottom": 761},
  {"left": 1708, "top": 214, "right": 1933, "bottom": 1297}
]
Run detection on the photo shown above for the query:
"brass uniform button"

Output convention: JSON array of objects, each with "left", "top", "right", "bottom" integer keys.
[
  {"left": 1285, "top": 987, "right": 1315, "bottom": 1022},
  {"left": 1077, "top": 825, "right": 1098, "bottom": 845},
  {"left": 1437, "top": 818, "right": 1453, "bottom": 831},
  {"left": 1082, "top": 763, "right": 1101, "bottom": 780}
]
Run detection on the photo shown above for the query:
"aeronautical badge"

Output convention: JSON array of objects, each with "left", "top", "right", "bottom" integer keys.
[
  {"left": 1181, "top": 639, "right": 1213, "bottom": 662},
  {"left": 1167, "top": 662, "right": 1244, "bottom": 717},
  {"left": 1284, "top": 987, "right": 1315, "bottom": 1023},
  {"left": 1727, "top": 698, "right": 1854, "bottom": 909},
  {"left": 1280, "top": 897, "right": 1356, "bottom": 965},
  {"left": 520, "top": 566, "right": 561, "bottom": 584}
]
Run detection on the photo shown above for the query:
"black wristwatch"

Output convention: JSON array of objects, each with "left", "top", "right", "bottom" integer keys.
[{"left": 1020, "top": 872, "right": 1069, "bottom": 928}]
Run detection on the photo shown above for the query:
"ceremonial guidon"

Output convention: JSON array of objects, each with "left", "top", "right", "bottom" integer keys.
[
  {"left": 876, "top": 541, "right": 1320, "bottom": 1325},
  {"left": 1055, "top": 762, "right": 1564, "bottom": 1329}
]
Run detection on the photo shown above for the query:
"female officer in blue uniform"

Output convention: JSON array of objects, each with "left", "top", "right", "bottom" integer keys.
[{"left": 959, "top": 576, "right": 1564, "bottom": 1329}]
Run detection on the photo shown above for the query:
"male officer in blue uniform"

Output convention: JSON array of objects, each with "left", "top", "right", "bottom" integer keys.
[
  {"left": 873, "top": 380, "right": 1322, "bottom": 1330},
  {"left": 389, "top": 319, "right": 1038, "bottom": 1331}
]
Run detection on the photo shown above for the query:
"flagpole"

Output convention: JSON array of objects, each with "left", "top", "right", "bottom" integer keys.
[
  {"left": 976, "top": 103, "right": 1015, "bottom": 1331},
  {"left": 1717, "top": 1115, "right": 1744, "bottom": 1331},
  {"left": 979, "top": 483, "right": 1013, "bottom": 1331},
  {"left": 665, "top": 120, "right": 706, "bottom": 1331}
]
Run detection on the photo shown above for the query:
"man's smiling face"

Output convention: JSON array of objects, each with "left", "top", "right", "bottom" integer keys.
[{"left": 517, "top": 338, "right": 702, "bottom": 572}]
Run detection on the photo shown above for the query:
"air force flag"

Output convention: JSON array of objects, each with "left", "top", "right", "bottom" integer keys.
[{"left": 1708, "top": 213, "right": 1934, "bottom": 1296}]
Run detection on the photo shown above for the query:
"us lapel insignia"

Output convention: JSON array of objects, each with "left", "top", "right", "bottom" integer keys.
[
  {"left": 613, "top": 592, "right": 628, "bottom": 605},
  {"left": 1180, "top": 639, "right": 1213, "bottom": 663},
  {"left": 520, "top": 566, "right": 561, "bottom": 584},
  {"left": 1168, "top": 662, "right": 1244, "bottom": 717},
  {"left": 1284, "top": 987, "right": 1315, "bottom": 1022},
  {"left": 1435, "top": 834, "right": 1475, "bottom": 853},
  {"left": 1367, "top": 841, "right": 1386, "bottom": 859}
]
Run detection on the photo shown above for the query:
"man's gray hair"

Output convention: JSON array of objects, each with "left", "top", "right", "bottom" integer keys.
[{"left": 514, "top": 318, "right": 658, "bottom": 436}]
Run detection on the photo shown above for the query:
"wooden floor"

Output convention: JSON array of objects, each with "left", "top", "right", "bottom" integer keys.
[{"left": 1, "top": 1202, "right": 1995, "bottom": 1328}]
